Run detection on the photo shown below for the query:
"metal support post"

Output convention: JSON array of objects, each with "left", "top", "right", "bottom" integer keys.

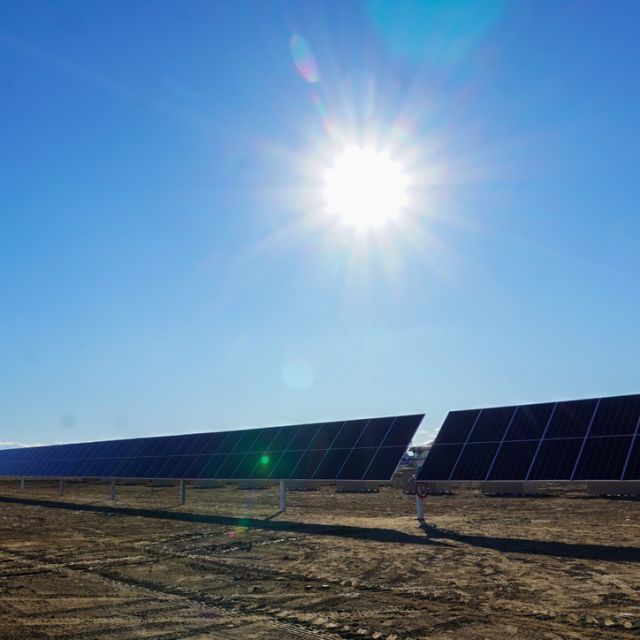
[
  {"left": 58, "top": 478, "right": 64, "bottom": 498},
  {"left": 279, "top": 479, "right": 286, "bottom": 512},
  {"left": 415, "top": 494, "right": 424, "bottom": 519},
  {"left": 19, "top": 478, "right": 25, "bottom": 493},
  {"left": 110, "top": 479, "right": 117, "bottom": 501},
  {"left": 179, "top": 479, "right": 186, "bottom": 506}
]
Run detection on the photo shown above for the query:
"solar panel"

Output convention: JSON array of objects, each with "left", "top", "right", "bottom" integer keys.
[
  {"left": 418, "top": 393, "right": 640, "bottom": 482},
  {"left": 0, "top": 414, "right": 423, "bottom": 482}
]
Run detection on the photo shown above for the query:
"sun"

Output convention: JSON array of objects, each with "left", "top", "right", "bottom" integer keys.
[{"left": 323, "top": 146, "right": 409, "bottom": 231}]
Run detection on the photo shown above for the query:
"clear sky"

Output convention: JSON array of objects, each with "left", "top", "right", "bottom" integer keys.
[{"left": 1, "top": 0, "right": 639, "bottom": 448}]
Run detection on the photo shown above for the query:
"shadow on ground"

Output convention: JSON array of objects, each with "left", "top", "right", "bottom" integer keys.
[
  {"left": 0, "top": 495, "right": 445, "bottom": 547},
  {"left": 1, "top": 495, "right": 638, "bottom": 562},
  {"left": 418, "top": 520, "right": 640, "bottom": 563}
]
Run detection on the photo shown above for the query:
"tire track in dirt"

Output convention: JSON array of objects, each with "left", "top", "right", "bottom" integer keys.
[{"left": 0, "top": 546, "right": 361, "bottom": 640}]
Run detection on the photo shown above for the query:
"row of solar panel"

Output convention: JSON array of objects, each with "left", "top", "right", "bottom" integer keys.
[
  {"left": 0, "top": 415, "right": 423, "bottom": 481},
  {"left": 421, "top": 436, "right": 640, "bottom": 481},
  {"left": 432, "top": 396, "right": 640, "bottom": 444},
  {"left": 0, "top": 416, "right": 417, "bottom": 463},
  {"left": 0, "top": 446, "right": 407, "bottom": 481},
  {"left": 418, "top": 394, "right": 640, "bottom": 481}
]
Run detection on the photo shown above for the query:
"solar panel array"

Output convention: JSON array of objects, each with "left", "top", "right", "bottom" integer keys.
[
  {"left": 418, "top": 394, "right": 640, "bottom": 482},
  {"left": 0, "top": 414, "right": 423, "bottom": 482}
]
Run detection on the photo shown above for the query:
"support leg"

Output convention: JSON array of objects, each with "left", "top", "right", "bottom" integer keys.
[
  {"left": 59, "top": 478, "right": 64, "bottom": 498},
  {"left": 415, "top": 494, "right": 424, "bottom": 519},
  {"left": 179, "top": 479, "right": 186, "bottom": 506},
  {"left": 19, "top": 478, "right": 25, "bottom": 494},
  {"left": 279, "top": 479, "right": 286, "bottom": 512},
  {"left": 110, "top": 479, "right": 117, "bottom": 501}
]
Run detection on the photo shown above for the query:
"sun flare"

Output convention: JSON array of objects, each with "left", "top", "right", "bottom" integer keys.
[{"left": 323, "top": 146, "right": 409, "bottom": 231}]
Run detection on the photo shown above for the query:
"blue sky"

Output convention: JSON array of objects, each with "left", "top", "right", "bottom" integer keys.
[{"left": 1, "top": 0, "right": 639, "bottom": 447}]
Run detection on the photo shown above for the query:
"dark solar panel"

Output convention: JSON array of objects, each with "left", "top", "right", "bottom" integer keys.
[
  {"left": 249, "top": 451, "right": 284, "bottom": 479},
  {"left": 332, "top": 420, "right": 368, "bottom": 448},
  {"left": 307, "top": 422, "right": 343, "bottom": 450},
  {"left": 433, "top": 410, "right": 480, "bottom": 444},
  {"left": 488, "top": 440, "right": 539, "bottom": 481},
  {"left": 589, "top": 395, "right": 640, "bottom": 437},
  {"left": 355, "top": 417, "right": 394, "bottom": 448},
  {"left": 450, "top": 442, "right": 499, "bottom": 480},
  {"left": 573, "top": 436, "right": 633, "bottom": 480},
  {"left": 417, "top": 444, "right": 464, "bottom": 480},
  {"left": 268, "top": 451, "right": 301, "bottom": 479},
  {"left": 291, "top": 449, "right": 328, "bottom": 479},
  {"left": 338, "top": 448, "right": 378, "bottom": 480},
  {"left": 623, "top": 437, "right": 640, "bottom": 481},
  {"left": 313, "top": 448, "right": 350, "bottom": 480},
  {"left": 417, "top": 394, "right": 640, "bottom": 483},
  {"left": 0, "top": 414, "right": 422, "bottom": 483},
  {"left": 364, "top": 446, "right": 407, "bottom": 481},
  {"left": 468, "top": 407, "right": 516, "bottom": 443},
  {"left": 381, "top": 414, "right": 424, "bottom": 447},
  {"left": 504, "top": 403, "right": 554, "bottom": 441},
  {"left": 268, "top": 426, "right": 298, "bottom": 451},
  {"left": 545, "top": 399, "right": 597, "bottom": 439}
]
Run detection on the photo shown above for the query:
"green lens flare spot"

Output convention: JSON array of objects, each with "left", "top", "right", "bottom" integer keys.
[{"left": 260, "top": 455, "right": 270, "bottom": 465}]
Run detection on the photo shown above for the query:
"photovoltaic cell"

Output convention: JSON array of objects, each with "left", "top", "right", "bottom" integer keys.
[
  {"left": 381, "top": 415, "right": 423, "bottom": 447},
  {"left": 573, "top": 436, "right": 633, "bottom": 480},
  {"left": 338, "top": 448, "right": 378, "bottom": 480},
  {"left": 355, "top": 417, "right": 394, "bottom": 448},
  {"left": 268, "top": 426, "right": 298, "bottom": 451},
  {"left": 332, "top": 420, "right": 368, "bottom": 448},
  {"left": 417, "top": 394, "right": 640, "bottom": 483},
  {"left": 249, "top": 452, "right": 283, "bottom": 479},
  {"left": 232, "top": 452, "right": 261, "bottom": 478},
  {"left": 232, "top": 430, "right": 261, "bottom": 453},
  {"left": 527, "top": 438, "right": 583, "bottom": 480},
  {"left": 268, "top": 451, "right": 300, "bottom": 479},
  {"left": 363, "top": 446, "right": 407, "bottom": 481},
  {"left": 416, "top": 444, "right": 461, "bottom": 481},
  {"left": 450, "top": 442, "right": 499, "bottom": 480},
  {"left": 623, "top": 438, "right": 640, "bottom": 481},
  {"left": 488, "top": 440, "right": 539, "bottom": 481},
  {"left": 433, "top": 410, "right": 480, "bottom": 444},
  {"left": 468, "top": 407, "right": 516, "bottom": 443},
  {"left": 307, "top": 422, "right": 342, "bottom": 450},
  {"left": 504, "top": 403, "right": 554, "bottom": 441},
  {"left": 589, "top": 395, "right": 640, "bottom": 437},
  {"left": 286, "top": 424, "right": 321, "bottom": 451},
  {"left": 545, "top": 399, "right": 597, "bottom": 439},
  {"left": 290, "top": 449, "right": 327, "bottom": 479},
  {"left": 313, "top": 449, "right": 350, "bottom": 480}
]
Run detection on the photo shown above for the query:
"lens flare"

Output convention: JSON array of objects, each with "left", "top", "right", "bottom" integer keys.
[
  {"left": 323, "top": 146, "right": 409, "bottom": 231},
  {"left": 289, "top": 34, "right": 319, "bottom": 83}
]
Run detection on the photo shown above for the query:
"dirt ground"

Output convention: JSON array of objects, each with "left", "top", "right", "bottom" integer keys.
[{"left": 0, "top": 480, "right": 638, "bottom": 640}]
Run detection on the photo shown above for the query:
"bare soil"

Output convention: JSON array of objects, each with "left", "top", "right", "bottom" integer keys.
[{"left": 0, "top": 480, "right": 638, "bottom": 639}]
